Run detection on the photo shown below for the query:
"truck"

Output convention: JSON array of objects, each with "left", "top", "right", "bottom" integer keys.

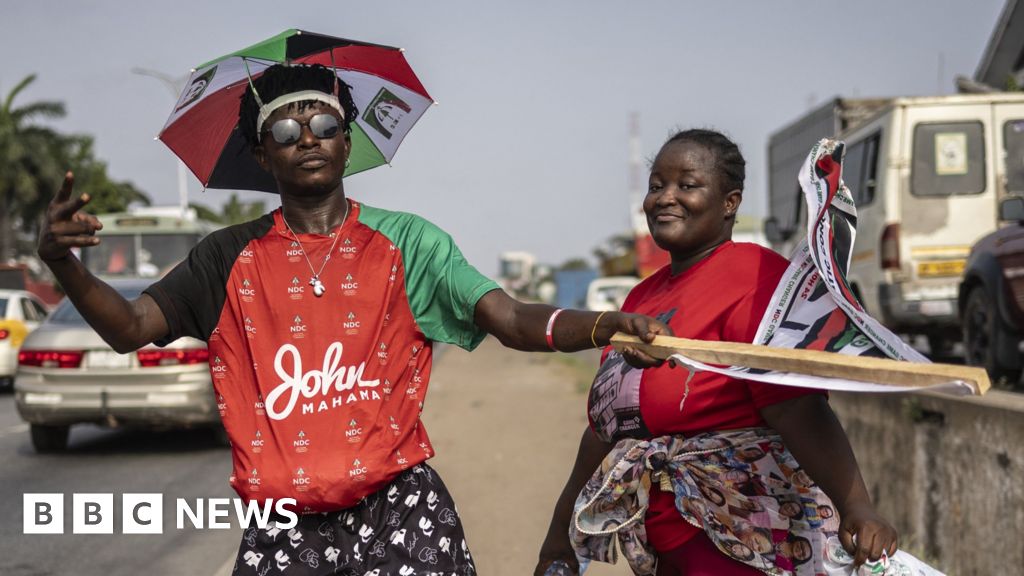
[{"left": 765, "top": 93, "right": 1024, "bottom": 351}]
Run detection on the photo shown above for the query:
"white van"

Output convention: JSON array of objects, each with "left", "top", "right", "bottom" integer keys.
[{"left": 766, "top": 93, "right": 1024, "bottom": 350}]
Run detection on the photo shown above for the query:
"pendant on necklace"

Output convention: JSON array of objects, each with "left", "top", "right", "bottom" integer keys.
[{"left": 311, "top": 276, "right": 326, "bottom": 297}]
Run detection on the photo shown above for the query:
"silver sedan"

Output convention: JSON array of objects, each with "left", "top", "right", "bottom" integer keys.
[{"left": 14, "top": 279, "right": 221, "bottom": 452}]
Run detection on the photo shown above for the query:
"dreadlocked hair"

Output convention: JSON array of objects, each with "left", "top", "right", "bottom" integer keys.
[
  {"left": 238, "top": 63, "right": 359, "bottom": 150},
  {"left": 665, "top": 128, "right": 746, "bottom": 193}
]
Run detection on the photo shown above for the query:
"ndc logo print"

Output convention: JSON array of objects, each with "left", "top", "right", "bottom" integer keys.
[
  {"left": 293, "top": 430, "right": 310, "bottom": 453},
  {"left": 343, "top": 312, "right": 360, "bottom": 335},
  {"left": 290, "top": 315, "right": 307, "bottom": 339},
  {"left": 338, "top": 238, "right": 358, "bottom": 259},
  {"left": 345, "top": 418, "right": 363, "bottom": 444},
  {"left": 212, "top": 356, "right": 227, "bottom": 380},
  {"left": 362, "top": 87, "right": 411, "bottom": 139},
  {"left": 349, "top": 458, "right": 367, "bottom": 482},
  {"left": 340, "top": 274, "right": 358, "bottom": 296},
  {"left": 175, "top": 66, "right": 217, "bottom": 113},
  {"left": 251, "top": 430, "right": 264, "bottom": 453},
  {"left": 246, "top": 468, "right": 261, "bottom": 492},
  {"left": 288, "top": 277, "right": 305, "bottom": 300},
  {"left": 292, "top": 468, "right": 311, "bottom": 492},
  {"left": 239, "top": 279, "right": 256, "bottom": 302}
]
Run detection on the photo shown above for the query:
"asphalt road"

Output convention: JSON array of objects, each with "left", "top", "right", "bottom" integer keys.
[
  {"left": 0, "top": 337, "right": 974, "bottom": 576},
  {"left": 0, "top": 392, "right": 241, "bottom": 576}
]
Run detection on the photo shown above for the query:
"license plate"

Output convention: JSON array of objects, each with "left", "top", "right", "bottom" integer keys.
[
  {"left": 86, "top": 350, "right": 133, "bottom": 369},
  {"left": 917, "top": 260, "right": 965, "bottom": 278},
  {"left": 24, "top": 392, "right": 62, "bottom": 404},
  {"left": 920, "top": 300, "right": 955, "bottom": 317},
  {"left": 146, "top": 393, "right": 189, "bottom": 404}
]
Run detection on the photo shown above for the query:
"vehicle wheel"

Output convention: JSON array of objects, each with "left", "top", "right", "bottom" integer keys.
[
  {"left": 963, "top": 287, "right": 1022, "bottom": 388},
  {"left": 30, "top": 424, "right": 70, "bottom": 453},
  {"left": 209, "top": 425, "right": 231, "bottom": 448},
  {"left": 926, "top": 334, "right": 955, "bottom": 359}
]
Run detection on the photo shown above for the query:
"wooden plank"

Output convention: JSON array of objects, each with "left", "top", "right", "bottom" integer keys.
[{"left": 609, "top": 333, "right": 991, "bottom": 395}]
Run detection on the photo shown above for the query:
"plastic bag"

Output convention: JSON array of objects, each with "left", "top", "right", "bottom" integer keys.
[
  {"left": 822, "top": 537, "right": 945, "bottom": 576},
  {"left": 543, "top": 558, "right": 591, "bottom": 576}
]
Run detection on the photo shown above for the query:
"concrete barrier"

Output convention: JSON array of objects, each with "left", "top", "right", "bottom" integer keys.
[{"left": 831, "top": 389, "right": 1024, "bottom": 575}]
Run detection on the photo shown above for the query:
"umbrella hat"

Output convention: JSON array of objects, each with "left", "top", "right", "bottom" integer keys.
[{"left": 158, "top": 29, "right": 433, "bottom": 193}]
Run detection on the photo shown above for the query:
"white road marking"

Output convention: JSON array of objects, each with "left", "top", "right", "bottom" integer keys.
[{"left": 0, "top": 423, "right": 28, "bottom": 437}]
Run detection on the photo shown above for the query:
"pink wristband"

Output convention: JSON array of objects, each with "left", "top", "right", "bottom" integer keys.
[{"left": 545, "top": 309, "right": 564, "bottom": 351}]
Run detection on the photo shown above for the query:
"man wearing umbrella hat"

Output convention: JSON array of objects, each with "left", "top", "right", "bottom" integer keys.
[{"left": 36, "top": 58, "right": 669, "bottom": 575}]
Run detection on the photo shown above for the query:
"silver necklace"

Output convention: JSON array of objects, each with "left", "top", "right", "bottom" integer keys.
[{"left": 281, "top": 202, "right": 349, "bottom": 297}]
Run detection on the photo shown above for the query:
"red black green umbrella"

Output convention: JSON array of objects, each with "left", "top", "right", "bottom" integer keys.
[{"left": 158, "top": 29, "right": 433, "bottom": 193}]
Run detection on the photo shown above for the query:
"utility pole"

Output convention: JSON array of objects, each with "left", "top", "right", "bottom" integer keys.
[
  {"left": 131, "top": 67, "right": 190, "bottom": 218},
  {"left": 628, "top": 112, "right": 645, "bottom": 235}
]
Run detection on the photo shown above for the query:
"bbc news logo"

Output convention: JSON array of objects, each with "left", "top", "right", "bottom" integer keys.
[{"left": 23, "top": 493, "right": 298, "bottom": 534}]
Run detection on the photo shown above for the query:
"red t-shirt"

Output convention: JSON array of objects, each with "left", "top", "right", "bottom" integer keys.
[
  {"left": 587, "top": 242, "right": 823, "bottom": 552},
  {"left": 146, "top": 202, "right": 498, "bottom": 513}
]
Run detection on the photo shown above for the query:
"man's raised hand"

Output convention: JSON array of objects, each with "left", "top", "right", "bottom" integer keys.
[{"left": 37, "top": 172, "right": 103, "bottom": 262}]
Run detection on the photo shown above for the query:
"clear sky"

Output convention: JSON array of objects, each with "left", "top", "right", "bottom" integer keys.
[{"left": 1, "top": 0, "right": 1006, "bottom": 276}]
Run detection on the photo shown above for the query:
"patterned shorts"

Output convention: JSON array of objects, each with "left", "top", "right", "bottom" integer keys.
[{"left": 232, "top": 464, "right": 476, "bottom": 576}]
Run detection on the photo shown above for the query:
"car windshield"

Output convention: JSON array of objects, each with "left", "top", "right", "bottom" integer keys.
[
  {"left": 0, "top": 297, "right": 8, "bottom": 318},
  {"left": 48, "top": 287, "right": 146, "bottom": 324},
  {"left": 81, "top": 233, "right": 199, "bottom": 278}
]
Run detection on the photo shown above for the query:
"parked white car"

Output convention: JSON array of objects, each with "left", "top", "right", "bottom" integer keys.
[{"left": 0, "top": 289, "right": 50, "bottom": 389}]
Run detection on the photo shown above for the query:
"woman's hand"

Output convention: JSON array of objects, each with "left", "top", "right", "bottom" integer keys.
[
  {"left": 610, "top": 311, "right": 673, "bottom": 368},
  {"left": 37, "top": 172, "right": 103, "bottom": 262},
  {"left": 534, "top": 539, "right": 578, "bottom": 576},
  {"left": 839, "top": 502, "right": 899, "bottom": 565}
]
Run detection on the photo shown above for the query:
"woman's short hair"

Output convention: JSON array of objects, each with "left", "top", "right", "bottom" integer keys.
[{"left": 665, "top": 128, "right": 746, "bottom": 193}]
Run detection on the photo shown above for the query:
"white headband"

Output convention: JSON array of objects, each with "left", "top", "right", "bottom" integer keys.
[{"left": 256, "top": 90, "right": 345, "bottom": 139}]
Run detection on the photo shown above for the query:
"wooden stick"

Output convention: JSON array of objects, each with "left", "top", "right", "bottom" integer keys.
[{"left": 610, "top": 333, "right": 990, "bottom": 395}]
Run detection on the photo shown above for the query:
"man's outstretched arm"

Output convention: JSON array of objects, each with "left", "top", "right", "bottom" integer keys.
[
  {"left": 37, "top": 172, "right": 169, "bottom": 353},
  {"left": 473, "top": 288, "right": 670, "bottom": 364}
]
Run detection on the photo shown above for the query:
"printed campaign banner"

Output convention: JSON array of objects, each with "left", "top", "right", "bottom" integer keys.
[{"left": 669, "top": 139, "right": 974, "bottom": 395}]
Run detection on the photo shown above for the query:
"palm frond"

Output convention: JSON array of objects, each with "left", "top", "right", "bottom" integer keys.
[
  {"left": 2, "top": 74, "right": 37, "bottom": 115},
  {"left": 11, "top": 101, "right": 66, "bottom": 123}
]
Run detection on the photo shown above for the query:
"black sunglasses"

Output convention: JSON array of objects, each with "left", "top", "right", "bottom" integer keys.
[{"left": 261, "top": 114, "right": 341, "bottom": 145}]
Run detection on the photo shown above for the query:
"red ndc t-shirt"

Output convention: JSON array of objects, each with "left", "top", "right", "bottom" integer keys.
[
  {"left": 586, "top": 241, "right": 824, "bottom": 552},
  {"left": 145, "top": 201, "right": 499, "bottom": 513}
]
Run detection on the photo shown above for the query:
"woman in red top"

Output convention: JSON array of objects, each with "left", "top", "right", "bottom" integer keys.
[{"left": 535, "top": 129, "right": 897, "bottom": 575}]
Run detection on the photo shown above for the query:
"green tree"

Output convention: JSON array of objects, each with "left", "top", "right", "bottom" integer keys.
[
  {"left": 58, "top": 135, "right": 150, "bottom": 214},
  {"left": 0, "top": 74, "right": 151, "bottom": 260},
  {"left": 559, "top": 258, "right": 591, "bottom": 271},
  {"left": 188, "top": 202, "right": 224, "bottom": 224},
  {"left": 190, "top": 194, "right": 265, "bottom": 226},
  {"left": 0, "top": 74, "right": 66, "bottom": 261},
  {"left": 221, "top": 193, "right": 266, "bottom": 225}
]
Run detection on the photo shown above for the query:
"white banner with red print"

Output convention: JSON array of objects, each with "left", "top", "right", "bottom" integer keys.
[{"left": 668, "top": 139, "right": 973, "bottom": 395}]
